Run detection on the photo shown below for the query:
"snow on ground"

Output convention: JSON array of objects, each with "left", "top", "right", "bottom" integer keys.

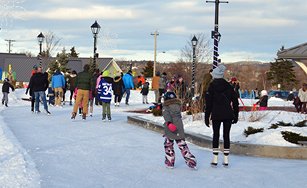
[
  {"left": 140, "top": 96, "right": 307, "bottom": 147},
  {"left": 0, "top": 87, "right": 306, "bottom": 188}
]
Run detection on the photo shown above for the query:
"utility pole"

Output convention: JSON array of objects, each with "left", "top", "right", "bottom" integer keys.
[
  {"left": 151, "top": 30, "right": 159, "bottom": 77},
  {"left": 5, "top": 39, "right": 16, "bottom": 53},
  {"left": 206, "top": 0, "right": 228, "bottom": 68}
]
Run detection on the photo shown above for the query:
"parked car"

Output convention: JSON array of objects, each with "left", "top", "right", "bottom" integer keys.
[{"left": 268, "top": 90, "right": 298, "bottom": 100}]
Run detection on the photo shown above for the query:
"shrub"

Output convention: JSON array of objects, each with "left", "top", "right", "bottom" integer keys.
[
  {"left": 152, "top": 108, "right": 162, "bottom": 116},
  {"left": 274, "top": 121, "right": 292, "bottom": 127},
  {"left": 294, "top": 120, "right": 307, "bottom": 127},
  {"left": 268, "top": 124, "right": 279, "bottom": 129},
  {"left": 244, "top": 126, "right": 264, "bottom": 137},
  {"left": 281, "top": 131, "right": 307, "bottom": 144}
]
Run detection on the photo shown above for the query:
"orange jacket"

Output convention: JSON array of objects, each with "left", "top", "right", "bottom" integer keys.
[{"left": 152, "top": 76, "right": 160, "bottom": 90}]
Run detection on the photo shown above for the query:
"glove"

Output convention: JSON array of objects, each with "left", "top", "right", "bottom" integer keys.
[
  {"left": 167, "top": 122, "right": 177, "bottom": 132},
  {"left": 232, "top": 116, "right": 238, "bottom": 124}
]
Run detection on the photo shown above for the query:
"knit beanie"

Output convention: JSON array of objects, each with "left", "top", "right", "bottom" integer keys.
[
  {"left": 102, "top": 70, "right": 110, "bottom": 77},
  {"left": 212, "top": 64, "right": 226, "bottom": 79}
]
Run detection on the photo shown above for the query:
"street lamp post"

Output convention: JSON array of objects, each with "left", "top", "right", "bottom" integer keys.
[
  {"left": 191, "top": 35, "right": 198, "bottom": 97},
  {"left": 91, "top": 20, "right": 101, "bottom": 70},
  {"left": 37, "top": 32, "right": 45, "bottom": 56},
  {"left": 37, "top": 32, "right": 45, "bottom": 66},
  {"left": 151, "top": 30, "right": 159, "bottom": 77},
  {"left": 206, "top": 0, "right": 228, "bottom": 68}
]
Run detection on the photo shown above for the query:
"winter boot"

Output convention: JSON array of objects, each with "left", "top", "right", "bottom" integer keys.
[
  {"left": 82, "top": 113, "right": 86, "bottom": 120},
  {"left": 223, "top": 149, "right": 230, "bottom": 167},
  {"left": 71, "top": 112, "right": 77, "bottom": 119},
  {"left": 164, "top": 138, "right": 175, "bottom": 168},
  {"left": 102, "top": 114, "right": 106, "bottom": 121},
  {"left": 69, "top": 101, "right": 72, "bottom": 106},
  {"left": 211, "top": 148, "right": 219, "bottom": 167},
  {"left": 177, "top": 139, "right": 197, "bottom": 169}
]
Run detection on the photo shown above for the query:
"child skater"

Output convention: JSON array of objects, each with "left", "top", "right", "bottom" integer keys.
[
  {"left": 97, "top": 70, "right": 113, "bottom": 121},
  {"left": 162, "top": 91, "right": 197, "bottom": 169},
  {"left": 140, "top": 78, "right": 149, "bottom": 104},
  {"left": 2, "top": 78, "right": 15, "bottom": 107},
  {"left": 256, "top": 90, "right": 268, "bottom": 111}
]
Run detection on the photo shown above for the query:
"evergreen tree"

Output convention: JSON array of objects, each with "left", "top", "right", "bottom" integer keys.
[
  {"left": 48, "top": 59, "right": 59, "bottom": 75},
  {"left": 267, "top": 58, "right": 297, "bottom": 90},
  {"left": 56, "top": 48, "right": 69, "bottom": 72},
  {"left": 69, "top": 46, "right": 79, "bottom": 58},
  {"left": 142, "top": 61, "right": 154, "bottom": 77}
]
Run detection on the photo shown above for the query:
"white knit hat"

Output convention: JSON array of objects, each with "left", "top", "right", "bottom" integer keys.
[{"left": 212, "top": 64, "right": 226, "bottom": 79}]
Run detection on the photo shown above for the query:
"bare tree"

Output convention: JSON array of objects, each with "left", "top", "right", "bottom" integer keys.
[
  {"left": 42, "top": 31, "right": 61, "bottom": 57},
  {"left": 180, "top": 33, "right": 212, "bottom": 63}
]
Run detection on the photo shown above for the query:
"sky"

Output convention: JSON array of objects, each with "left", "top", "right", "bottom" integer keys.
[{"left": 0, "top": 0, "right": 306, "bottom": 63}]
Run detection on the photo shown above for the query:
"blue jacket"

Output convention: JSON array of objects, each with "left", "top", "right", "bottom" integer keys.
[
  {"left": 51, "top": 71, "right": 66, "bottom": 89},
  {"left": 97, "top": 77, "right": 113, "bottom": 103},
  {"left": 122, "top": 73, "right": 134, "bottom": 89}
]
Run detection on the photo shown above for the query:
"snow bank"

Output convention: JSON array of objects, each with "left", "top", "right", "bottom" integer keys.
[
  {"left": 0, "top": 85, "right": 40, "bottom": 188},
  {"left": 139, "top": 102, "right": 307, "bottom": 147}
]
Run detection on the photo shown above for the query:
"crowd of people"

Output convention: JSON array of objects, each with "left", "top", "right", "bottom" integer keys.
[{"left": 2, "top": 62, "right": 306, "bottom": 170}]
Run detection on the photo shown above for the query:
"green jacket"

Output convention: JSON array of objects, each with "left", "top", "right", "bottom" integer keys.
[{"left": 76, "top": 71, "right": 92, "bottom": 90}]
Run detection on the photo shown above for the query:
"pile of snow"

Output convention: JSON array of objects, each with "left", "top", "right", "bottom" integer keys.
[{"left": 138, "top": 96, "right": 306, "bottom": 147}]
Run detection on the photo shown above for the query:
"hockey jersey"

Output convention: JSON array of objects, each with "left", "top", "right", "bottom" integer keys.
[{"left": 97, "top": 78, "right": 113, "bottom": 103}]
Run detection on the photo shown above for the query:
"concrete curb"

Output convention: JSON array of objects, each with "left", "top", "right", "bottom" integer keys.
[{"left": 127, "top": 116, "right": 307, "bottom": 160}]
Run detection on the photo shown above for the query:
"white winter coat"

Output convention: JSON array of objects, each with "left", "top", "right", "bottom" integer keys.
[{"left": 298, "top": 88, "right": 307, "bottom": 102}]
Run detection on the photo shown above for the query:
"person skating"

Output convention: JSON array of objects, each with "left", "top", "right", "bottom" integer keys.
[
  {"left": 68, "top": 70, "right": 77, "bottom": 106},
  {"left": 71, "top": 64, "right": 92, "bottom": 120},
  {"left": 2, "top": 78, "right": 15, "bottom": 107},
  {"left": 97, "top": 70, "right": 113, "bottom": 121},
  {"left": 51, "top": 69, "right": 66, "bottom": 107},
  {"left": 113, "top": 74, "right": 124, "bottom": 107},
  {"left": 162, "top": 91, "right": 197, "bottom": 169},
  {"left": 140, "top": 78, "right": 149, "bottom": 104},
  {"left": 27, "top": 65, "right": 51, "bottom": 115},
  {"left": 122, "top": 70, "right": 134, "bottom": 105},
  {"left": 205, "top": 64, "right": 239, "bottom": 167}
]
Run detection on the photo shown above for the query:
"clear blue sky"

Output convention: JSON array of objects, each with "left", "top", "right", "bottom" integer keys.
[{"left": 0, "top": 0, "right": 306, "bottom": 63}]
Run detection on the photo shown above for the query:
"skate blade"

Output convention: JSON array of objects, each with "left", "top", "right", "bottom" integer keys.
[
  {"left": 211, "top": 163, "right": 218, "bottom": 168},
  {"left": 165, "top": 166, "right": 174, "bottom": 169},
  {"left": 222, "top": 163, "right": 229, "bottom": 168}
]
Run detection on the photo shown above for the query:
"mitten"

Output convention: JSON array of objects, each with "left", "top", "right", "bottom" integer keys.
[
  {"left": 167, "top": 122, "right": 177, "bottom": 132},
  {"left": 232, "top": 116, "right": 238, "bottom": 124}
]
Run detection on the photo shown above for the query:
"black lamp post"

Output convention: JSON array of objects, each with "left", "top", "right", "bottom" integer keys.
[
  {"left": 91, "top": 21, "right": 101, "bottom": 70},
  {"left": 191, "top": 35, "right": 198, "bottom": 97},
  {"left": 37, "top": 32, "right": 44, "bottom": 56}
]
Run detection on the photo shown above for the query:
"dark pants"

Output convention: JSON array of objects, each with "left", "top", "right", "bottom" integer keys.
[
  {"left": 125, "top": 89, "right": 131, "bottom": 103},
  {"left": 301, "top": 102, "right": 307, "bottom": 113},
  {"left": 212, "top": 120, "right": 232, "bottom": 150},
  {"left": 114, "top": 94, "right": 122, "bottom": 103},
  {"left": 70, "top": 89, "right": 74, "bottom": 101}
]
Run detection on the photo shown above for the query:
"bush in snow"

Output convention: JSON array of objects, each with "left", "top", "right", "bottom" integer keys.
[
  {"left": 281, "top": 131, "right": 307, "bottom": 144},
  {"left": 268, "top": 124, "right": 279, "bottom": 129},
  {"left": 152, "top": 108, "right": 162, "bottom": 116},
  {"left": 244, "top": 126, "right": 264, "bottom": 137},
  {"left": 294, "top": 120, "right": 307, "bottom": 127}
]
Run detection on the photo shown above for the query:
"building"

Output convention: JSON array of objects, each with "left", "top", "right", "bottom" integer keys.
[
  {"left": 0, "top": 53, "right": 122, "bottom": 82},
  {"left": 277, "top": 43, "right": 307, "bottom": 75}
]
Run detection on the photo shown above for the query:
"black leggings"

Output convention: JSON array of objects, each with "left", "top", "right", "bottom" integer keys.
[{"left": 212, "top": 120, "right": 232, "bottom": 150}]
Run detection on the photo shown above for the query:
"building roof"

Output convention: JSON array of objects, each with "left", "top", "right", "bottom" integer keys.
[
  {"left": 277, "top": 42, "right": 307, "bottom": 59},
  {"left": 0, "top": 53, "right": 121, "bottom": 82}
]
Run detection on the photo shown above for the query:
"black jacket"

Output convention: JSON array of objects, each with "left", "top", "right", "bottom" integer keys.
[
  {"left": 256, "top": 95, "right": 268, "bottom": 107},
  {"left": 2, "top": 82, "right": 14, "bottom": 93},
  {"left": 112, "top": 76, "right": 124, "bottom": 96},
  {"left": 141, "top": 82, "right": 150, "bottom": 95},
  {"left": 28, "top": 72, "right": 49, "bottom": 92},
  {"left": 205, "top": 78, "right": 239, "bottom": 121}
]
